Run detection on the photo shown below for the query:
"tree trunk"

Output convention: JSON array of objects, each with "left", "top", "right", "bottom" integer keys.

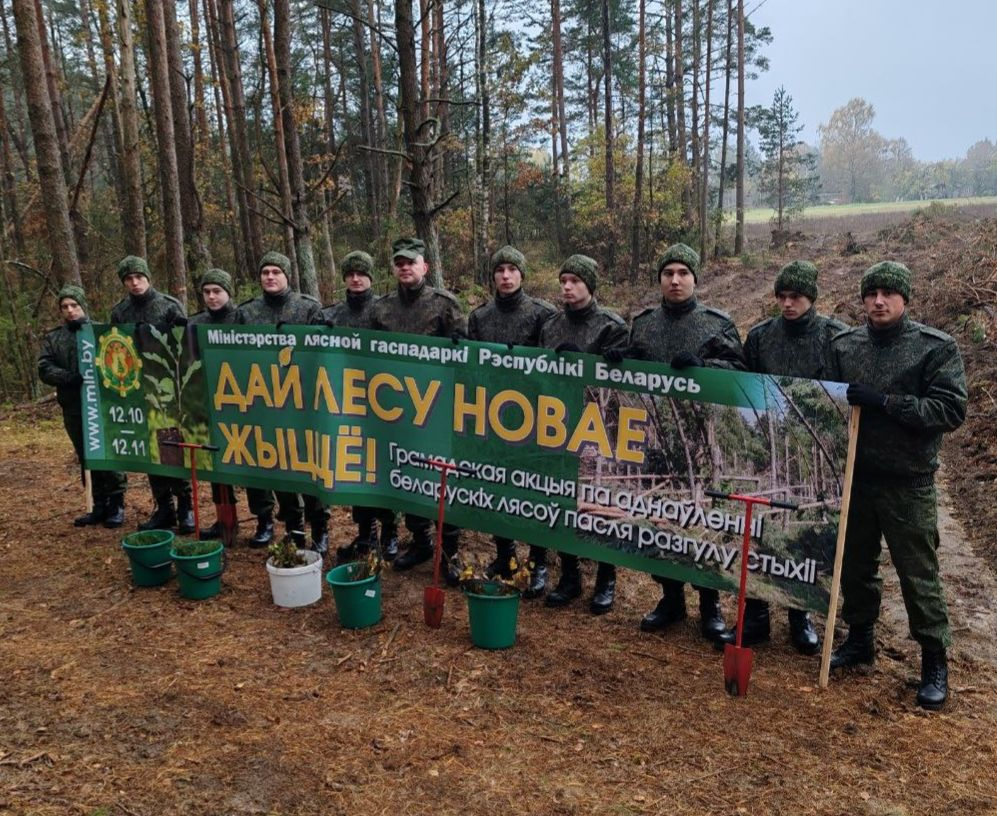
[
  {"left": 95, "top": 0, "right": 129, "bottom": 257},
  {"left": 188, "top": 0, "right": 210, "bottom": 145},
  {"left": 698, "top": 0, "right": 713, "bottom": 260},
  {"left": 664, "top": 6, "right": 676, "bottom": 154},
  {"left": 630, "top": 0, "right": 646, "bottom": 281},
  {"left": 713, "top": 0, "right": 733, "bottom": 257},
  {"left": 0, "top": 75, "right": 24, "bottom": 254},
  {"left": 690, "top": 0, "right": 700, "bottom": 223},
  {"left": 319, "top": 7, "right": 339, "bottom": 282},
  {"left": 734, "top": 0, "right": 745, "bottom": 254},
  {"left": 368, "top": 0, "right": 391, "bottom": 219},
  {"left": 115, "top": 0, "right": 146, "bottom": 258},
  {"left": 164, "top": 0, "right": 211, "bottom": 279},
  {"left": 33, "top": 0, "right": 71, "bottom": 185},
  {"left": 12, "top": 0, "right": 81, "bottom": 285},
  {"left": 350, "top": 0, "right": 379, "bottom": 231},
  {"left": 273, "top": 0, "right": 317, "bottom": 297},
  {"left": 674, "top": 0, "right": 687, "bottom": 165},
  {"left": 258, "top": 0, "right": 299, "bottom": 282},
  {"left": 0, "top": 0, "right": 32, "bottom": 179},
  {"left": 551, "top": 0, "right": 570, "bottom": 242},
  {"left": 602, "top": 0, "right": 615, "bottom": 273},
  {"left": 146, "top": 0, "right": 189, "bottom": 303},
  {"left": 473, "top": 0, "right": 490, "bottom": 284}
]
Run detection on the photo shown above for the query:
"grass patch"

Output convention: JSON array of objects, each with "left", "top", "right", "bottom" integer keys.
[{"left": 744, "top": 195, "right": 997, "bottom": 225}]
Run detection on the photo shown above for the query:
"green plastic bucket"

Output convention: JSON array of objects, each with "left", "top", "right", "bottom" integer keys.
[
  {"left": 121, "top": 530, "right": 175, "bottom": 587},
  {"left": 326, "top": 563, "right": 382, "bottom": 629},
  {"left": 465, "top": 583, "right": 520, "bottom": 649},
  {"left": 171, "top": 542, "right": 225, "bottom": 600}
]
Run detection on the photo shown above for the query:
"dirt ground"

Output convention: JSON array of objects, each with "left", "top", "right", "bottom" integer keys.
[{"left": 3, "top": 210, "right": 997, "bottom": 816}]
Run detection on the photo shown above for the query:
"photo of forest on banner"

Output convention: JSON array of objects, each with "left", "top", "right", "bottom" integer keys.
[{"left": 78, "top": 323, "right": 853, "bottom": 615}]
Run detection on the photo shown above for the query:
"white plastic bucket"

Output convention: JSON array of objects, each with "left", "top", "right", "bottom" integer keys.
[{"left": 266, "top": 549, "right": 323, "bottom": 608}]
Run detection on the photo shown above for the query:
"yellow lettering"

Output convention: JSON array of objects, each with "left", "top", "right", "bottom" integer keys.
[
  {"left": 536, "top": 395, "right": 568, "bottom": 449},
  {"left": 368, "top": 372, "right": 404, "bottom": 421},
  {"left": 255, "top": 425, "right": 279, "bottom": 468},
  {"left": 488, "top": 389, "right": 534, "bottom": 443},
  {"left": 342, "top": 368, "right": 368, "bottom": 416},
  {"left": 406, "top": 377, "right": 440, "bottom": 427},
  {"left": 218, "top": 423, "right": 254, "bottom": 465},
  {"left": 453, "top": 383, "right": 486, "bottom": 435},
  {"left": 214, "top": 362, "right": 247, "bottom": 412},
  {"left": 313, "top": 367, "right": 341, "bottom": 413},
  {"left": 244, "top": 364, "right": 274, "bottom": 409},
  {"left": 336, "top": 428, "right": 363, "bottom": 483},
  {"left": 566, "top": 401, "right": 613, "bottom": 457},
  {"left": 271, "top": 364, "right": 303, "bottom": 409},
  {"left": 616, "top": 406, "right": 648, "bottom": 464}
]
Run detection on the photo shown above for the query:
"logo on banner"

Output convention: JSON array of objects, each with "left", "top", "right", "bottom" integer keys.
[{"left": 96, "top": 327, "right": 143, "bottom": 397}]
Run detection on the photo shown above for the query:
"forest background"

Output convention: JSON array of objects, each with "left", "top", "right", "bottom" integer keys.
[{"left": 2, "top": 0, "right": 996, "bottom": 403}]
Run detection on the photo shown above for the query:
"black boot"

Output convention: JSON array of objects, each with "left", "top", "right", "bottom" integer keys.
[
  {"left": 441, "top": 533, "right": 461, "bottom": 587},
  {"left": 249, "top": 513, "right": 275, "bottom": 548},
  {"left": 788, "top": 608, "right": 820, "bottom": 655},
  {"left": 523, "top": 547, "right": 548, "bottom": 599},
  {"left": 75, "top": 500, "right": 107, "bottom": 527},
  {"left": 102, "top": 496, "right": 125, "bottom": 529},
  {"left": 311, "top": 522, "right": 329, "bottom": 557},
  {"left": 589, "top": 563, "right": 616, "bottom": 615},
  {"left": 639, "top": 584, "right": 687, "bottom": 632},
  {"left": 699, "top": 589, "right": 726, "bottom": 641},
  {"left": 916, "top": 648, "right": 948, "bottom": 710},
  {"left": 176, "top": 495, "right": 196, "bottom": 535},
  {"left": 830, "top": 623, "right": 876, "bottom": 669},
  {"left": 138, "top": 499, "right": 176, "bottom": 531},
  {"left": 199, "top": 521, "right": 222, "bottom": 540},
  {"left": 290, "top": 529, "right": 307, "bottom": 550},
  {"left": 485, "top": 538, "right": 517, "bottom": 579},
  {"left": 380, "top": 526, "right": 399, "bottom": 562},
  {"left": 716, "top": 598, "right": 770, "bottom": 648},
  {"left": 394, "top": 528, "right": 433, "bottom": 571},
  {"left": 336, "top": 538, "right": 361, "bottom": 565},
  {"left": 545, "top": 557, "right": 582, "bottom": 607}
]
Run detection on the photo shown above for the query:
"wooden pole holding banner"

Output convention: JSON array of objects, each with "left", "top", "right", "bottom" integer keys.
[
  {"left": 84, "top": 468, "right": 93, "bottom": 513},
  {"left": 819, "top": 406, "right": 861, "bottom": 688}
]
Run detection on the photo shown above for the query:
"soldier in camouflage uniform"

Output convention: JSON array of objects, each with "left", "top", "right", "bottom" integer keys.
[
  {"left": 189, "top": 269, "right": 246, "bottom": 539},
  {"left": 629, "top": 243, "right": 744, "bottom": 641},
  {"left": 236, "top": 251, "right": 326, "bottom": 552},
  {"left": 370, "top": 237, "right": 467, "bottom": 584},
  {"left": 827, "top": 261, "right": 966, "bottom": 710},
  {"left": 314, "top": 251, "right": 398, "bottom": 564},
  {"left": 39, "top": 285, "right": 128, "bottom": 528},
  {"left": 468, "top": 245, "right": 556, "bottom": 597},
  {"left": 109, "top": 256, "right": 194, "bottom": 533},
  {"left": 539, "top": 254, "right": 628, "bottom": 614},
  {"left": 716, "top": 260, "right": 847, "bottom": 655}
]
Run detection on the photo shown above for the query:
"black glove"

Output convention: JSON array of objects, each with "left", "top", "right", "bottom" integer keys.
[
  {"left": 671, "top": 351, "right": 704, "bottom": 369},
  {"left": 506, "top": 341, "right": 515, "bottom": 351},
  {"left": 555, "top": 342, "right": 582, "bottom": 354},
  {"left": 323, "top": 318, "right": 338, "bottom": 329},
  {"left": 451, "top": 331, "right": 465, "bottom": 345},
  {"left": 171, "top": 315, "right": 189, "bottom": 328},
  {"left": 66, "top": 318, "right": 85, "bottom": 333},
  {"left": 275, "top": 320, "right": 287, "bottom": 331},
  {"left": 846, "top": 383, "right": 887, "bottom": 408},
  {"left": 603, "top": 347, "right": 625, "bottom": 364},
  {"left": 68, "top": 373, "right": 84, "bottom": 387}
]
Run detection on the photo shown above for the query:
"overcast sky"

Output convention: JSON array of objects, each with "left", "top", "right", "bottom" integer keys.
[{"left": 743, "top": 0, "right": 996, "bottom": 161}]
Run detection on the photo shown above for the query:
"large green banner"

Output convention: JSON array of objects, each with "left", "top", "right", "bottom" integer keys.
[{"left": 79, "top": 322, "right": 852, "bottom": 614}]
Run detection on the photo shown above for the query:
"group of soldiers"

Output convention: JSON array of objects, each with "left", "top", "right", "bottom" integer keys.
[{"left": 39, "top": 236, "right": 966, "bottom": 710}]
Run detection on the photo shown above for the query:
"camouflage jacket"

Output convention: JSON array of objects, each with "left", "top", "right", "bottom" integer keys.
[
  {"left": 467, "top": 288, "right": 557, "bottom": 347},
  {"left": 109, "top": 289, "right": 186, "bottom": 325},
  {"left": 628, "top": 297, "right": 745, "bottom": 369},
  {"left": 538, "top": 299, "right": 628, "bottom": 354},
  {"left": 38, "top": 321, "right": 84, "bottom": 411},
  {"left": 828, "top": 314, "right": 967, "bottom": 480},
  {"left": 744, "top": 307, "right": 848, "bottom": 379},
  {"left": 189, "top": 301, "right": 237, "bottom": 326},
  {"left": 369, "top": 280, "right": 466, "bottom": 338},
  {"left": 235, "top": 289, "right": 322, "bottom": 326},
  {"left": 314, "top": 290, "right": 381, "bottom": 329}
]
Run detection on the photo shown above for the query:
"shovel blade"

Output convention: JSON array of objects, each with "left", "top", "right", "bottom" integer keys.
[
  {"left": 424, "top": 586, "right": 445, "bottom": 629},
  {"left": 723, "top": 643, "right": 753, "bottom": 697}
]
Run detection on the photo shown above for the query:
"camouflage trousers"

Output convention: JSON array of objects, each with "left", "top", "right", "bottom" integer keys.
[
  {"left": 63, "top": 412, "right": 127, "bottom": 503},
  {"left": 841, "top": 480, "right": 951, "bottom": 651}
]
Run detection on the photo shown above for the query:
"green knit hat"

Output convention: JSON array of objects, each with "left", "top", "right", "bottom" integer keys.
[
  {"left": 774, "top": 260, "right": 818, "bottom": 301},
  {"left": 491, "top": 245, "right": 527, "bottom": 278},
  {"left": 117, "top": 255, "right": 150, "bottom": 282},
  {"left": 861, "top": 261, "right": 912, "bottom": 303},
  {"left": 392, "top": 237, "right": 425, "bottom": 261},
  {"left": 341, "top": 251, "right": 374, "bottom": 279},
  {"left": 258, "top": 251, "right": 291, "bottom": 280},
  {"left": 200, "top": 268, "right": 233, "bottom": 296},
  {"left": 559, "top": 254, "right": 599, "bottom": 294},
  {"left": 58, "top": 283, "right": 88, "bottom": 315},
  {"left": 656, "top": 243, "right": 701, "bottom": 282}
]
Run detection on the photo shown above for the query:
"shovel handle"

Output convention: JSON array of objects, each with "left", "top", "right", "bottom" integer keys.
[
  {"left": 409, "top": 455, "right": 477, "bottom": 477},
  {"left": 160, "top": 440, "right": 220, "bottom": 451},
  {"left": 705, "top": 489, "right": 798, "bottom": 511}
]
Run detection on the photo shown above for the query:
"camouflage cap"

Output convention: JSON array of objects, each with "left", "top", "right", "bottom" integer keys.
[
  {"left": 774, "top": 260, "right": 818, "bottom": 301},
  {"left": 117, "top": 255, "right": 150, "bottom": 282},
  {"left": 491, "top": 245, "right": 527, "bottom": 278},
  {"left": 861, "top": 261, "right": 912, "bottom": 303},
  {"left": 258, "top": 251, "right": 291, "bottom": 279},
  {"left": 656, "top": 243, "right": 701, "bottom": 282},
  {"left": 392, "top": 237, "right": 425, "bottom": 261},
  {"left": 559, "top": 254, "right": 599, "bottom": 294},
  {"left": 341, "top": 251, "right": 374, "bottom": 279},
  {"left": 200, "top": 268, "right": 233, "bottom": 296},
  {"left": 58, "top": 283, "right": 88, "bottom": 314}
]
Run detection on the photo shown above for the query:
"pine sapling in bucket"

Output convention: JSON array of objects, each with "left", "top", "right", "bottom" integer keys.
[
  {"left": 266, "top": 534, "right": 322, "bottom": 608},
  {"left": 267, "top": 534, "right": 306, "bottom": 569}
]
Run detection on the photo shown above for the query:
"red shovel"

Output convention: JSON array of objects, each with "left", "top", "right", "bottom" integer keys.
[
  {"left": 160, "top": 440, "right": 220, "bottom": 541},
  {"left": 411, "top": 456, "right": 474, "bottom": 628},
  {"left": 705, "top": 489, "right": 798, "bottom": 697}
]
